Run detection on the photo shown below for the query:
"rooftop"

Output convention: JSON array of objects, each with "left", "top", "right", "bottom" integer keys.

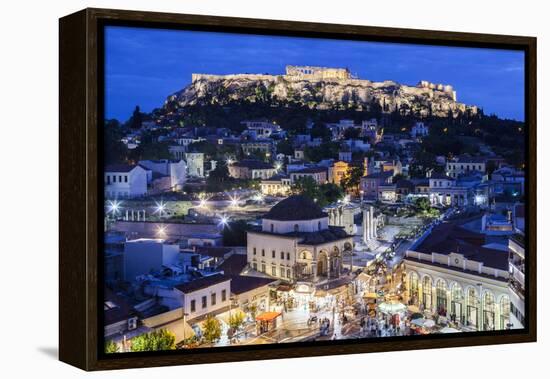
[
  {"left": 218, "top": 255, "right": 248, "bottom": 276},
  {"left": 230, "top": 275, "right": 277, "bottom": 295},
  {"left": 413, "top": 222, "right": 509, "bottom": 270},
  {"left": 105, "top": 164, "right": 138, "bottom": 173},
  {"left": 194, "top": 246, "right": 232, "bottom": 258},
  {"left": 264, "top": 195, "right": 327, "bottom": 221},
  {"left": 175, "top": 274, "right": 230, "bottom": 293},
  {"left": 232, "top": 160, "right": 274, "bottom": 170},
  {"left": 291, "top": 166, "right": 327, "bottom": 174}
]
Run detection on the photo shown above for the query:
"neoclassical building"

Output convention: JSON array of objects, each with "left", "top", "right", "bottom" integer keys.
[
  {"left": 403, "top": 222, "right": 511, "bottom": 331},
  {"left": 247, "top": 195, "right": 353, "bottom": 283}
]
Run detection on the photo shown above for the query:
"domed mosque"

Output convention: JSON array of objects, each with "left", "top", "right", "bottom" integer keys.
[{"left": 246, "top": 195, "right": 354, "bottom": 283}]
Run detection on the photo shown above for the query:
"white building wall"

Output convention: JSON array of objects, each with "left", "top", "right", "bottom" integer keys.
[
  {"left": 105, "top": 166, "right": 148, "bottom": 199},
  {"left": 176, "top": 280, "right": 231, "bottom": 320},
  {"left": 247, "top": 232, "right": 297, "bottom": 279}
]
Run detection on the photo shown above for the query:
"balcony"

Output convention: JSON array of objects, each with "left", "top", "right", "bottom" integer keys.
[
  {"left": 509, "top": 278, "right": 525, "bottom": 300},
  {"left": 510, "top": 262, "right": 525, "bottom": 286}
]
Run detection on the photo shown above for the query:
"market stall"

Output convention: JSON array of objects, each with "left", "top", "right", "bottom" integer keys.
[{"left": 255, "top": 311, "right": 282, "bottom": 334}]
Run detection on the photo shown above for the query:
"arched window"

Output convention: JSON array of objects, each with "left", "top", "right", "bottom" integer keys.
[
  {"left": 436, "top": 279, "right": 447, "bottom": 314},
  {"left": 450, "top": 283, "right": 464, "bottom": 322},
  {"left": 409, "top": 272, "right": 419, "bottom": 301},
  {"left": 270, "top": 224, "right": 274, "bottom": 233},
  {"left": 422, "top": 276, "right": 432, "bottom": 309},
  {"left": 466, "top": 288, "right": 479, "bottom": 328},
  {"left": 483, "top": 292, "right": 496, "bottom": 331},
  {"left": 499, "top": 296, "right": 510, "bottom": 330},
  {"left": 294, "top": 224, "right": 299, "bottom": 232},
  {"left": 318, "top": 221, "right": 322, "bottom": 230}
]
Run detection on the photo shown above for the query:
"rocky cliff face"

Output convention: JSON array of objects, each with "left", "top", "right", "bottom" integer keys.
[{"left": 165, "top": 74, "right": 478, "bottom": 118}]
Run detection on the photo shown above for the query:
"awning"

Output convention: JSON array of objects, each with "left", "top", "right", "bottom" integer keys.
[
  {"left": 276, "top": 285, "right": 292, "bottom": 292},
  {"left": 377, "top": 301, "right": 407, "bottom": 315},
  {"left": 363, "top": 292, "right": 378, "bottom": 299},
  {"left": 255, "top": 312, "right": 281, "bottom": 322}
]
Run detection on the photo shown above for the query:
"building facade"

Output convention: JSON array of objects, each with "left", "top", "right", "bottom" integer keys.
[
  {"left": 229, "top": 160, "right": 277, "bottom": 180},
  {"left": 104, "top": 164, "right": 148, "bottom": 199},
  {"left": 246, "top": 195, "right": 353, "bottom": 283},
  {"left": 404, "top": 223, "right": 511, "bottom": 331}
]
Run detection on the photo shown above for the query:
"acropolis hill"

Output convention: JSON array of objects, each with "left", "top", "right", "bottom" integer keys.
[{"left": 166, "top": 65, "right": 478, "bottom": 118}]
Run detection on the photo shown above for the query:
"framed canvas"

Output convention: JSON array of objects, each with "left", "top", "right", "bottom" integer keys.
[{"left": 59, "top": 8, "right": 536, "bottom": 371}]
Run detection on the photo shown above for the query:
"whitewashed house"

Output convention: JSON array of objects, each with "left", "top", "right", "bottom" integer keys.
[
  {"left": 174, "top": 274, "right": 231, "bottom": 320},
  {"left": 104, "top": 164, "right": 147, "bottom": 199},
  {"left": 139, "top": 159, "right": 187, "bottom": 191}
]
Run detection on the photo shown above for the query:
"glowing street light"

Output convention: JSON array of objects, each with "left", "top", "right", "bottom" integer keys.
[
  {"left": 218, "top": 215, "right": 229, "bottom": 228},
  {"left": 343, "top": 195, "right": 350, "bottom": 205},
  {"left": 253, "top": 193, "right": 264, "bottom": 202},
  {"left": 107, "top": 200, "right": 122, "bottom": 215},
  {"left": 229, "top": 196, "right": 240, "bottom": 208},
  {"left": 156, "top": 225, "right": 167, "bottom": 237},
  {"left": 154, "top": 200, "right": 167, "bottom": 214},
  {"left": 275, "top": 162, "right": 282, "bottom": 171},
  {"left": 226, "top": 158, "right": 234, "bottom": 165}
]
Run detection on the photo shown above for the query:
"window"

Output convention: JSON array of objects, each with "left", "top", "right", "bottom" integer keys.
[
  {"left": 202, "top": 296, "right": 207, "bottom": 309},
  {"left": 436, "top": 280, "right": 447, "bottom": 313},
  {"left": 272, "top": 250, "right": 275, "bottom": 258},
  {"left": 261, "top": 263, "right": 266, "bottom": 273},
  {"left": 113, "top": 175, "right": 117, "bottom": 183},
  {"left": 211, "top": 293, "right": 216, "bottom": 306},
  {"left": 119, "top": 175, "right": 123, "bottom": 182},
  {"left": 253, "top": 262, "right": 257, "bottom": 270},
  {"left": 253, "top": 247, "right": 256, "bottom": 255},
  {"left": 280, "top": 267, "right": 285, "bottom": 277},
  {"left": 271, "top": 224, "right": 274, "bottom": 232},
  {"left": 318, "top": 221, "right": 322, "bottom": 230},
  {"left": 271, "top": 266, "right": 277, "bottom": 276},
  {"left": 221, "top": 289, "right": 227, "bottom": 302},
  {"left": 190, "top": 299, "right": 196, "bottom": 312},
  {"left": 287, "top": 253, "right": 290, "bottom": 260},
  {"left": 280, "top": 251, "right": 285, "bottom": 259},
  {"left": 422, "top": 276, "right": 432, "bottom": 309},
  {"left": 287, "top": 269, "right": 291, "bottom": 279},
  {"left": 261, "top": 249, "right": 265, "bottom": 257},
  {"left": 124, "top": 175, "right": 128, "bottom": 183},
  {"left": 294, "top": 224, "right": 299, "bottom": 232},
  {"left": 106, "top": 175, "right": 111, "bottom": 184}
]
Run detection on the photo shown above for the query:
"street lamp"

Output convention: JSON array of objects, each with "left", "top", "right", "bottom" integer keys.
[
  {"left": 154, "top": 200, "right": 167, "bottom": 218},
  {"left": 107, "top": 200, "right": 122, "bottom": 215},
  {"left": 218, "top": 215, "right": 229, "bottom": 228},
  {"left": 156, "top": 225, "right": 167, "bottom": 238},
  {"left": 229, "top": 195, "right": 240, "bottom": 208}
]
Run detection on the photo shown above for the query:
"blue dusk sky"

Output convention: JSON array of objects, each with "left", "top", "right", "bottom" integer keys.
[{"left": 105, "top": 26, "right": 525, "bottom": 122}]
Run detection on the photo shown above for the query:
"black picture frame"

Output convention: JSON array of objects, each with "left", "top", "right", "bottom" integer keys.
[{"left": 59, "top": 8, "right": 537, "bottom": 371}]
